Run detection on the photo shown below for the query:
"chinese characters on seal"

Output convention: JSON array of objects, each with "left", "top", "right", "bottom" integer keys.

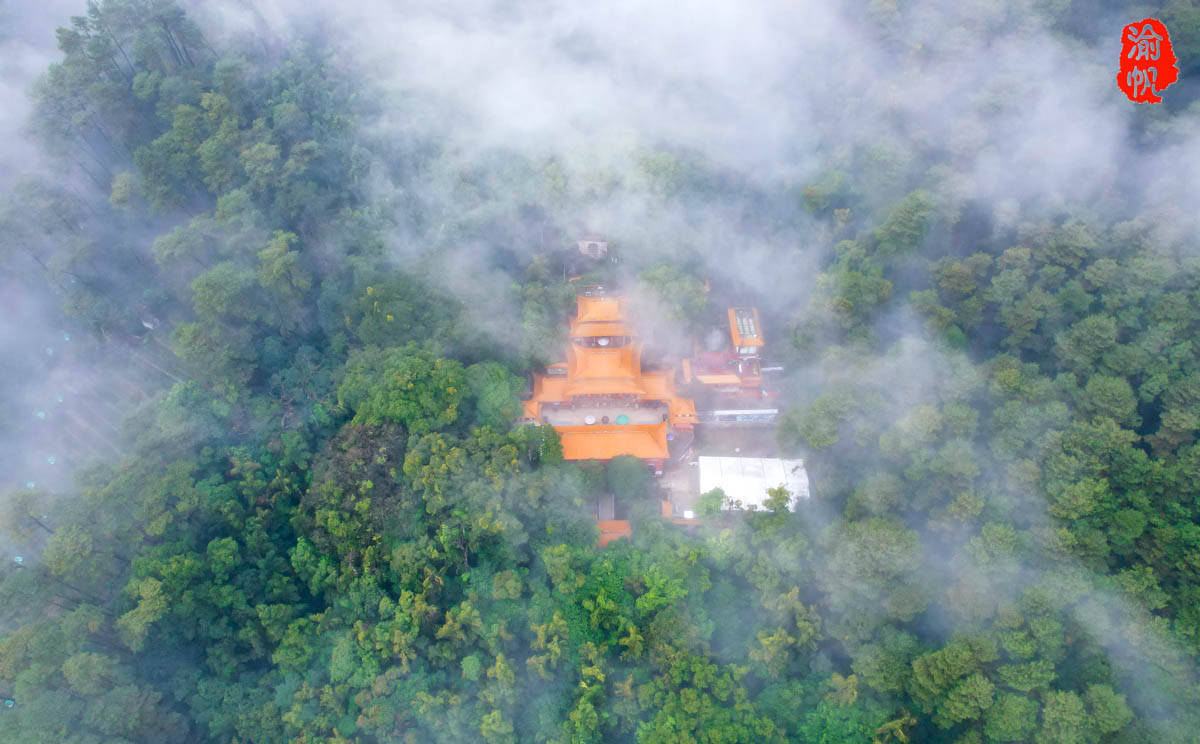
[{"left": 1117, "top": 18, "right": 1178, "bottom": 103}]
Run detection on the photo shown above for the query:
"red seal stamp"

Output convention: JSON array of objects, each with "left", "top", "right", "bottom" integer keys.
[{"left": 1117, "top": 18, "right": 1178, "bottom": 103}]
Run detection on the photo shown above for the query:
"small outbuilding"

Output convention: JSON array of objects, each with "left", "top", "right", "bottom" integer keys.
[{"left": 577, "top": 237, "right": 609, "bottom": 259}]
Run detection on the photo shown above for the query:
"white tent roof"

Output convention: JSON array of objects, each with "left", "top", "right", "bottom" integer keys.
[{"left": 698, "top": 457, "right": 809, "bottom": 512}]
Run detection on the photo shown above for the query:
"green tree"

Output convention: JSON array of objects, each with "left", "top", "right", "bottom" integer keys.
[
  {"left": 1080, "top": 375, "right": 1139, "bottom": 427},
  {"left": 983, "top": 692, "right": 1038, "bottom": 743},
  {"left": 606, "top": 455, "right": 651, "bottom": 502},
  {"left": 1084, "top": 684, "right": 1133, "bottom": 737},
  {"left": 875, "top": 190, "right": 933, "bottom": 255},
  {"left": 466, "top": 361, "right": 523, "bottom": 429},
  {"left": 638, "top": 263, "right": 708, "bottom": 322},
  {"left": 696, "top": 488, "right": 726, "bottom": 517},
  {"left": 1035, "top": 690, "right": 1088, "bottom": 744},
  {"left": 337, "top": 345, "right": 466, "bottom": 433}
]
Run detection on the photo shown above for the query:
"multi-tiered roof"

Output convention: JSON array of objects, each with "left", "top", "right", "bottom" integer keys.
[{"left": 522, "top": 291, "right": 696, "bottom": 462}]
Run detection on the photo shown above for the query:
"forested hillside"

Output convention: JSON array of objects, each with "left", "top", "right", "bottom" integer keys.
[{"left": 2, "top": 1, "right": 1200, "bottom": 742}]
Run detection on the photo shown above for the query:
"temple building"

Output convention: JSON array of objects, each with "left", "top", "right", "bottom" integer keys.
[
  {"left": 683, "top": 307, "right": 767, "bottom": 395},
  {"left": 521, "top": 287, "right": 697, "bottom": 473}
]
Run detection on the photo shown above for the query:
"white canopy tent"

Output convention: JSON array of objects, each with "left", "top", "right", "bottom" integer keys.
[{"left": 698, "top": 457, "right": 809, "bottom": 512}]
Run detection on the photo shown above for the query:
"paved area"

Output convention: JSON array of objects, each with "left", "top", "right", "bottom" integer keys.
[
  {"left": 659, "top": 425, "right": 782, "bottom": 517},
  {"left": 692, "top": 427, "right": 780, "bottom": 457},
  {"left": 542, "top": 404, "right": 668, "bottom": 427},
  {"left": 596, "top": 493, "right": 616, "bottom": 520},
  {"left": 660, "top": 459, "right": 701, "bottom": 517}
]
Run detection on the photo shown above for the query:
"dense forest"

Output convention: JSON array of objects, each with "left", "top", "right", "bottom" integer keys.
[{"left": 3, "top": 0, "right": 1200, "bottom": 742}]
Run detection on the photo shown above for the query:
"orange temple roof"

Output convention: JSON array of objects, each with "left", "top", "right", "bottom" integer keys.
[
  {"left": 728, "top": 307, "right": 764, "bottom": 348},
  {"left": 564, "top": 379, "right": 647, "bottom": 397},
  {"left": 570, "top": 322, "right": 629, "bottom": 338},
  {"left": 597, "top": 520, "right": 632, "bottom": 547},
  {"left": 640, "top": 370, "right": 697, "bottom": 426},
  {"left": 524, "top": 292, "right": 695, "bottom": 462},
  {"left": 575, "top": 296, "right": 626, "bottom": 323},
  {"left": 568, "top": 345, "right": 638, "bottom": 377},
  {"left": 558, "top": 422, "right": 669, "bottom": 461},
  {"left": 695, "top": 373, "right": 742, "bottom": 385}
]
